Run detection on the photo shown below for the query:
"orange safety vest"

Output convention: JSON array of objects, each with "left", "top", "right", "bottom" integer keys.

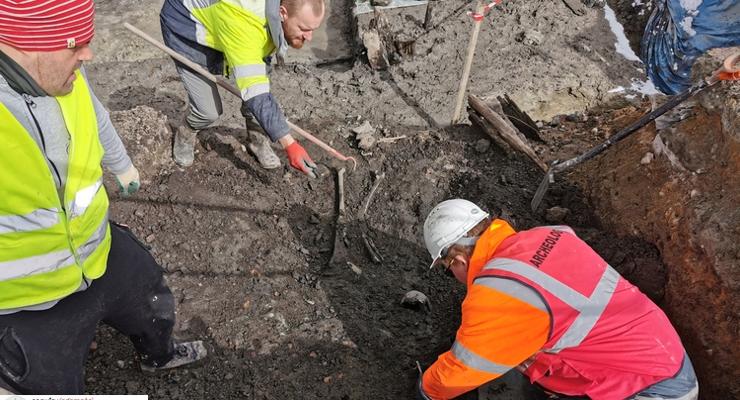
[
  {"left": 423, "top": 220, "right": 549, "bottom": 399},
  {"left": 423, "top": 221, "right": 686, "bottom": 400}
]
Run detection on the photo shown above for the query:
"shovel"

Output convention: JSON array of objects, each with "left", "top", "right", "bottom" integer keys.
[
  {"left": 123, "top": 22, "right": 357, "bottom": 172},
  {"left": 531, "top": 53, "right": 740, "bottom": 212}
]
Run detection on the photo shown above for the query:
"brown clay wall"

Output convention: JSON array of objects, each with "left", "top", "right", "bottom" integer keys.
[{"left": 573, "top": 86, "right": 740, "bottom": 398}]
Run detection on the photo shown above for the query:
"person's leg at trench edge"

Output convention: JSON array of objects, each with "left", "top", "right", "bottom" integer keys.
[{"left": 101, "top": 222, "right": 177, "bottom": 368}]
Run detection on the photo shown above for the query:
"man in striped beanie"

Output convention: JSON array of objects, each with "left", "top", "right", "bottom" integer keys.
[{"left": 0, "top": 0, "right": 206, "bottom": 394}]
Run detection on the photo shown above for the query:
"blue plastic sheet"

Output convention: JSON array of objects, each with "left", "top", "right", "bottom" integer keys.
[{"left": 641, "top": 0, "right": 740, "bottom": 94}]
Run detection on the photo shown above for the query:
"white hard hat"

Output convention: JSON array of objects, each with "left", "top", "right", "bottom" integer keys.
[{"left": 423, "top": 199, "right": 489, "bottom": 268}]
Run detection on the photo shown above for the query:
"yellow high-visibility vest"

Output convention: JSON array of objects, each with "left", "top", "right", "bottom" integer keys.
[
  {"left": 0, "top": 70, "right": 111, "bottom": 310},
  {"left": 186, "top": 0, "right": 275, "bottom": 100}
]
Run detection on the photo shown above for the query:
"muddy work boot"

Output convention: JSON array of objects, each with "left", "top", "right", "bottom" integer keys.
[
  {"left": 141, "top": 340, "right": 207, "bottom": 372},
  {"left": 247, "top": 129, "right": 281, "bottom": 170},
  {"left": 173, "top": 122, "right": 199, "bottom": 167}
]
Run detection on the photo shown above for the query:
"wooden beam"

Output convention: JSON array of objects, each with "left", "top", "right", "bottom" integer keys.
[{"left": 468, "top": 94, "right": 548, "bottom": 171}]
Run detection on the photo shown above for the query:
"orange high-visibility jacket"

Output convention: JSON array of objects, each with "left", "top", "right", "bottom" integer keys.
[
  {"left": 422, "top": 219, "right": 548, "bottom": 399},
  {"left": 422, "top": 220, "right": 685, "bottom": 399}
]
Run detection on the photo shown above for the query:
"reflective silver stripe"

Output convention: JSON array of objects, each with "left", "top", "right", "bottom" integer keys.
[
  {"left": 451, "top": 341, "right": 511, "bottom": 374},
  {"left": 537, "top": 225, "right": 576, "bottom": 235},
  {"left": 181, "top": 0, "right": 226, "bottom": 44},
  {"left": 485, "top": 258, "right": 589, "bottom": 309},
  {"left": 474, "top": 277, "right": 548, "bottom": 313},
  {"left": 241, "top": 83, "right": 270, "bottom": 100},
  {"left": 550, "top": 266, "right": 619, "bottom": 352},
  {"left": 0, "top": 208, "right": 59, "bottom": 234},
  {"left": 69, "top": 179, "right": 103, "bottom": 218},
  {"left": 0, "top": 248, "right": 75, "bottom": 280},
  {"left": 76, "top": 217, "right": 109, "bottom": 263},
  {"left": 484, "top": 258, "right": 620, "bottom": 352},
  {"left": 194, "top": 24, "right": 208, "bottom": 46},
  {"left": 183, "top": 0, "right": 219, "bottom": 10},
  {"left": 0, "top": 217, "right": 108, "bottom": 281},
  {"left": 234, "top": 64, "right": 267, "bottom": 78}
]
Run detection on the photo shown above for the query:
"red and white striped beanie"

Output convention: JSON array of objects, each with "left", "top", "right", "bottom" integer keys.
[{"left": 0, "top": 0, "right": 95, "bottom": 51}]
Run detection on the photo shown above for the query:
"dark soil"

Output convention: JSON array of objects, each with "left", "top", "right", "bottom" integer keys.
[
  {"left": 84, "top": 109, "right": 666, "bottom": 398},
  {"left": 79, "top": 1, "right": 681, "bottom": 398}
]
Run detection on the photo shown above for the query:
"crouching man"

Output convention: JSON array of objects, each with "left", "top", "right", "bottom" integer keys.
[{"left": 417, "top": 199, "right": 698, "bottom": 400}]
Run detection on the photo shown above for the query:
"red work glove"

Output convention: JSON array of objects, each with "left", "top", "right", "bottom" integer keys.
[{"left": 285, "top": 142, "right": 317, "bottom": 178}]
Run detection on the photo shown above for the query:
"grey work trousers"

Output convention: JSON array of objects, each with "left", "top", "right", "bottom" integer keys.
[
  {"left": 175, "top": 62, "right": 264, "bottom": 135},
  {"left": 175, "top": 62, "right": 225, "bottom": 130},
  {"left": 634, "top": 383, "right": 699, "bottom": 400}
]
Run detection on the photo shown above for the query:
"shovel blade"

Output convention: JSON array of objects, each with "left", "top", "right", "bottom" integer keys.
[{"left": 531, "top": 169, "right": 555, "bottom": 212}]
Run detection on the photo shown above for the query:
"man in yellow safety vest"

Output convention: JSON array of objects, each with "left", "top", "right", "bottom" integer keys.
[
  {"left": 160, "top": 0, "right": 325, "bottom": 177},
  {"left": 0, "top": 0, "right": 206, "bottom": 394}
]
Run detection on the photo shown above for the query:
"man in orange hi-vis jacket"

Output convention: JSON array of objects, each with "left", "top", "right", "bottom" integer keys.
[{"left": 417, "top": 199, "right": 698, "bottom": 400}]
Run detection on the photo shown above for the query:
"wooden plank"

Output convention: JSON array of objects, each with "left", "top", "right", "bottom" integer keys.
[
  {"left": 497, "top": 94, "right": 544, "bottom": 143},
  {"left": 468, "top": 94, "right": 548, "bottom": 171},
  {"left": 468, "top": 112, "right": 512, "bottom": 153}
]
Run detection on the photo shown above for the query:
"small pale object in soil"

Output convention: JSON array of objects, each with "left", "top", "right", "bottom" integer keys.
[
  {"left": 348, "top": 262, "right": 362, "bottom": 276},
  {"left": 352, "top": 120, "right": 377, "bottom": 150},
  {"left": 362, "top": 30, "right": 389, "bottom": 70},
  {"left": 519, "top": 30, "right": 544, "bottom": 46},
  {"left": 545, "top": 206, "right": 570, "bottom": 223},
  {"left": 640, "top": 152, "right": 654, "bottom": 165},
  {"left": 475, "top": 138, "right": 491, "bottom": 153},
  {"left": 352, "top": 122, "right": 374, "bottom": 136},
  {"left": 315, "top": 164, "right": 331, "bottom": 178},
  {"left": 401, "top": 290, "right": 430, "bottom": 310}
]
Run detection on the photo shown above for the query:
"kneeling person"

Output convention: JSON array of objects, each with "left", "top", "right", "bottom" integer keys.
[{"left": 418, "top": 199, "right": 698, "bottom": 400}]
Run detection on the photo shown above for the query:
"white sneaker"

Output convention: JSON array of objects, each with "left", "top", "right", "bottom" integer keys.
[
  {"left": 247, "top": 130, "right": 281, "bottom": 169},
  {"left": 140, "top": 340, "right": 207, "bottom": 372},
  {"left": 173, "top": 124, "right": 198, "bottom": 167}
]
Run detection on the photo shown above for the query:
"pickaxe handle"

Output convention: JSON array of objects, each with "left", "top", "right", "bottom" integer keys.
[
  {"left": 123, "top": 22, "right": 357, "bottom": 171},
  {"left": 531, "top": 52, "right": 739, "bottom": 212}
]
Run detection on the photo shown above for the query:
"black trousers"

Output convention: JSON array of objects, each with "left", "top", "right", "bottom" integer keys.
[{"left": 0, "top": 222, "right": 175, "bottom": 394}]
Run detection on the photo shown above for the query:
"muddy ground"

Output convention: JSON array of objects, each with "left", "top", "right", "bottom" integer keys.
[
  {"left": 87, "top": 116, "right": 666, "bottom": 399},
  {"left": 80, "top": 0, "right": 737, "bottom": 398}
]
